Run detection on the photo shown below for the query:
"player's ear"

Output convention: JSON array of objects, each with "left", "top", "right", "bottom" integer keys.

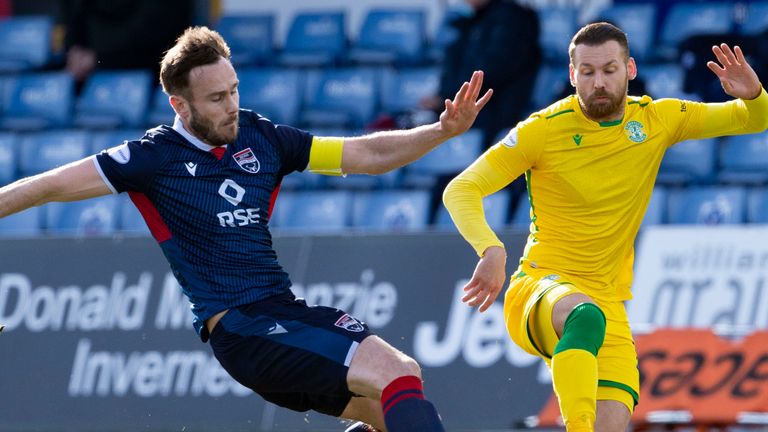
[
  {"left": 170, "top": 95, "right": 189, "bottom": 118},
  {"left": 628, "top": 57, "right": 637, "bottom": 81},
  {"left": 569, "top": 63, "right": 576, "bottom": 87}
]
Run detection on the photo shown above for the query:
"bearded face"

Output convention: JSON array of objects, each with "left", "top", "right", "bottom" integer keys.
[
  {"left": 580, "top": 79, "right": 628, "bottom": 120},
  {"left": 189, "top": 103, "right": 239, "bottom": 147},
  {"left": 570, "top": 40, "right": 636, "bottom": 122}
]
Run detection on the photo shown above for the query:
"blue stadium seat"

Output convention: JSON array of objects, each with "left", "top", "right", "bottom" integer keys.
[
  {"left": 90, "top": 129, "right": 145, "bottom": 154},
  {"left": 538, "top": 7, "right": 578, "bottom": 64},
  {"left": 118, "top": 195, "right": 150, "bottom": 235},
  {"left": 402, "top": 129, "right": 484, "bottom": 188},
  {"left": 238, "top": 68, "right": 302, "bottom": 125},
  {"left": 44, "top": 195, "right": 119, "bottom": 236},
  {"left": 380, "top": 67, "right": 439, "bottom": 114},
  {"left": 641, "top": 186, "right": 668, "bottom": 227},
  {"left": 74, "top": 70, "right": 152, "bottom": 128},
  {"left": 0, "top": 133, "right": 18, "bottom": 184},
  {"left": 657, "top": 138, "right": 717, "bottom": 185},
  {"left": 747, "top": 188, "right": 768, "bottom": 223},
  {"left": 435, "top": 190, "right": 511, "bottom": 231},
  {"left": 18, "top": 130, "right": 90, "bottom": 177},
  {"left": 279, "top": 12, "right": 346, "bottom": 67},
  {"left": 667, "top": 186, "right": 747, "bottom": 225},
  {"left": 215, "top": 14, "right": 274, "bottom": 66},
  {"left": 270, "top": 190, "right": 351, "bottom": 232},
  {"left": 0, "top": 16, "right": 52, "bottom": 72},
  {"left": 0, "top": 206, "right": 42, "bottom": 237},
  {"left": 278, "top": 171, "right": 327, "bottom": 191},
  {"left": 659, "top": 3, "right": 734, "bottom": 58},
  {"left": 510, "top": 193, "right": 532, "bottom": 230},
  {"left": 301, "top": 68, "right": 378, "bottom": 129},
  {"left": 642, "top": 63, "right": 693, "bottom": 100},
  {"left": 146, "top": 87, "right": 175, "bottom": 127},
  {"left": 740, "top": 2, "right": 768, "bottom": 34},
  {"left": 531, "top": 66, "right": 570, "bottom": 109},
  {"left": 348, "top": 9, "right": 427, "bottom": 65},
  {"left": 0, "top": 72, "right": 74, "bottom": 130},
  {"left": 598, "top": 3, "right": 656, "bottom": 62},
  {"left": 352, "top": 190, "right": 430, "bottom": 231},
  {"left": 718, "top": 132, "right": 768, "bottom": 184}
]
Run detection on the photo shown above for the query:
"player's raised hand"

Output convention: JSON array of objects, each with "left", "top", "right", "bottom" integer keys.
[
  {"left": 439, "top": 70, "right": 493, "bottom": 137},
  {"left": 707, "top": 44, "right": 763, "bottom": 100},
  {"left": 461, "top": 246, "right": 506, "bottom": 313}
]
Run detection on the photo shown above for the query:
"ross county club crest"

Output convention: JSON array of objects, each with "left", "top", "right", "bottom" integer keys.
[
  {"left": 624, "top": 120, "right": 647, "bottom": 143},
  {"left": 335, "top": 314, "right": 365, "bottom": 332},
  {"left": 233, "top": 148, "right": 261, "bottom": 173}
]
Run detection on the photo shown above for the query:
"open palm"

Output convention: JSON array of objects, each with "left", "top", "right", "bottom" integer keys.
[
  {"left": 439, "top": 70, "right": 493, "bottom": 137},
  {"left": 707, "top": 44, "right": 762, "bottom": 100}
]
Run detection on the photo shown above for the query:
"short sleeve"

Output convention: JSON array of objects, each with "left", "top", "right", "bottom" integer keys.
[
  {"left": 94, "top": 139, "right": 162, "bottom": 193},
  {"left": 498, "top": 114, "right": 546, "bottom": 171},
  {"left": 261, "top": 121, "right": 313, "bottom": 176}
]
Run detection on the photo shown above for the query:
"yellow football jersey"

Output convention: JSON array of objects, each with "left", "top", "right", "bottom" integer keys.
[{"left": 444, "top": 90, "right": 768, "bottom": 302}]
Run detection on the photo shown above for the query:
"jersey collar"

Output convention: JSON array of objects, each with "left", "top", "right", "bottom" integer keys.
[{"left": 172, "top": 115, "right": 228, "bottom": 152}]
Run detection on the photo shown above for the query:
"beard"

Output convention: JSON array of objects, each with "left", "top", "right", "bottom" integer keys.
[
  {"left": 189, "top": 106, "right": 239, "bottom": 147},
  {"left": 579, "top": 81, "right": 627, "bottom": 121}
]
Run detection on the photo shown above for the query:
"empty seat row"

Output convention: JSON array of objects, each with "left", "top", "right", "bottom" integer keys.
[
  {"left": 215, "top": 9, "right": 431, "bottom": 67},
  {"left": 0, "top": 195, "right": 148, "bottom": 238},
  {"left": 2, "top": 126, "right": 768, "bottom": 192},
  {"left": 536, "top": 1, "right": 768, "bottom": 64},
  {"left": 0, "top": 9, "right": 432, "bottom": 73},
  {"left": 0, "top": 66, "right": 439, "bottom": 131},
  {"left": 643, "top": 185, "right": 768, "bottom": 225},
  {"left": 2, "top": 182, "right": 767, "bottom": 238}
]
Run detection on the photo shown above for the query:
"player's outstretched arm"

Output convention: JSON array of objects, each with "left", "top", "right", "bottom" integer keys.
[
  {"left": 0, "top": 157, "right": 111, "bottom": 218},
  {"left": 707, "top": 44, "right": 762, "bottom": 100},
  {"left": 341, "top": 70, "right": 492, "bottom": 175}
]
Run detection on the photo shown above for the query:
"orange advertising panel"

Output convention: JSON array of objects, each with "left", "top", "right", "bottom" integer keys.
[{"left": 537, "top": 329, "right": 768, "bottom": 427}]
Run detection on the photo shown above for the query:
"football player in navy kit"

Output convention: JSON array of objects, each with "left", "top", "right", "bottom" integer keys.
[{"left": 0, "top": 27, "right": 491, "bottom": 432}]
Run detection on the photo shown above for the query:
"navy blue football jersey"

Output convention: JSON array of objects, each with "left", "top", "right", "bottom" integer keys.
[{"left": 94, "top": 110, "right": 312, "bottom": 340}]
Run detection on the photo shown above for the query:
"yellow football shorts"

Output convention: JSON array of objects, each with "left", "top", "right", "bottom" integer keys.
[{"left": 503, "top": 270, "right": 639, "bottom": 413}]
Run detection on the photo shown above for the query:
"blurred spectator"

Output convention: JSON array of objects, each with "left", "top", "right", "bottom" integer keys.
[
  {"left": 679, "top": 33, "right": 754, "bottom": 103},
  {"left": 59, "top": 0, "right": 196, "bottom": 84},
  {"left": 421, "top": 0, "right": 541, "bottom": 150},
  {"left": 755, "top": 29, "right": 768, "bottom": 86}
]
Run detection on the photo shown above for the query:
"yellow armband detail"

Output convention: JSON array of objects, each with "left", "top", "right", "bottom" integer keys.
[{"left": 309, "top": 136, "right": 344, "bottom": 176}]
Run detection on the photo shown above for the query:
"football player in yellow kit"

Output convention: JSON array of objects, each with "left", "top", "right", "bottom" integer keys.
[{"left": 443, "top": 22, "right": 768, "bottom": 432}]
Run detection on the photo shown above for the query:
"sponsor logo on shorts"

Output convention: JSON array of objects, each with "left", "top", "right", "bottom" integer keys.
[{"left": 335, "top": 314, "right": 364, "bottom": 332}]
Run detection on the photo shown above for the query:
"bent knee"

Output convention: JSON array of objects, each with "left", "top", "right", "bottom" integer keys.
[{"left": 347, "top": 336, "right": 423, "bottom": 397}]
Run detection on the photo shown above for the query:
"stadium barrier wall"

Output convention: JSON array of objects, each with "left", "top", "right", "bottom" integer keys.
[{"left": 1, "top": 226, "right": 767, "bottom": 431}]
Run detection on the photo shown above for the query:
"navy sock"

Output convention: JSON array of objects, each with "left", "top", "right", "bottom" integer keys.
[{"left": 381, "top": 376, "right": 445, "bottom": 432}]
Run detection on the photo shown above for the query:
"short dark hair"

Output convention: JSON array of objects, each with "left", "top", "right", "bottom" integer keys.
[
  {"left": 160, "top": 26, "right": 232, "bottom": 99},
  {"left": 568, "top": 22, "right": 629, "bottom": 64}
]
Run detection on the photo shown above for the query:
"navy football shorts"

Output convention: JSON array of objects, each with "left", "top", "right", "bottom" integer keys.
[{"left": 209, "top": 291, "right": 374, "bottom": 416}]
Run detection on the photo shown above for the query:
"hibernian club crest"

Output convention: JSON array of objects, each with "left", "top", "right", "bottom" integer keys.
[{"left": 624, "top": 120, "right": 647, "bottom": 143}]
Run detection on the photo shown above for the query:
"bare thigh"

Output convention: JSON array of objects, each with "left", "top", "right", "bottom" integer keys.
[
  {"left": 340, "top": 335, "right": 421, "bottom": 431},
  {"left": 346, "top": 335, "right": 421, "bottom": 398}
]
